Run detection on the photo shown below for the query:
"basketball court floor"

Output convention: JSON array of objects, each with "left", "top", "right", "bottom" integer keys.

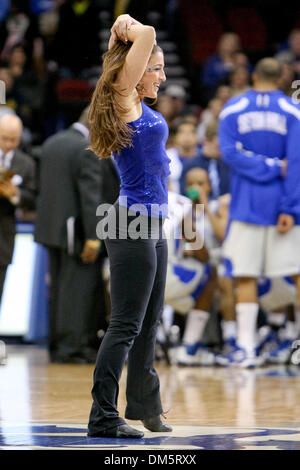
[{"left": 0, "top": 345, "right": 300, "bottom": 451}]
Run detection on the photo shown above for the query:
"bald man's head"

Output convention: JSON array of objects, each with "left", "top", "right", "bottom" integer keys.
[
  {"left": 253, "top": 58, "right": 282, "bottom": 84},
  {"left": 0, "top": 114, "right": 23, "bottom": 153}
]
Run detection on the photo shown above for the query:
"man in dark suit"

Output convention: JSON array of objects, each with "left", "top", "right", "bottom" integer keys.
[
  {"left": 88, "top": 154, "right": 120, "bottom": 347},
  {"left": 34, "top": 107, "right": 119, "bottom": 363},
  {"left": 0, "top": 113, "right": 36, "bottom": 364}
]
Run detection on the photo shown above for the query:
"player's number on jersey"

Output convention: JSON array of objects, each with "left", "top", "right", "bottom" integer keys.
[{"left": 256, "top": 94, "right": 270, "bottom": 107}]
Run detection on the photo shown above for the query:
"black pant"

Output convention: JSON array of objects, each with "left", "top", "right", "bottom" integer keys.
[
  {"left": 88, "top": 207, "right": 168, "bottom": 433},
  {"left": 48, "top": 247, "right": 106, "bottom": 360},
  {"left": 0, "top": 265, "right": 7, "bottom": 305}
]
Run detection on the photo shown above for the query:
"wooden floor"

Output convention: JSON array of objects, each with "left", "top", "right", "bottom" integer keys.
[{"left": 1, "top": 345, "right": 300, "bottom": 450}]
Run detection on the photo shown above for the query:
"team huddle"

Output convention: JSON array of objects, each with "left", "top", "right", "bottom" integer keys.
[{"left": 161, "top": 58, "right": 300, "bottom": 369}]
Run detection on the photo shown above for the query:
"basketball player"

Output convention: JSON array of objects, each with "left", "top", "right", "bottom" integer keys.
[
  {"left": 163, "top": 186, "right": 216, "bottom": 366},
  {"left": 184, "top": 169, "right": 300, "bottom": 367},
  {"left": 219, "top": 60, "right": 300, "bottom": 368}
]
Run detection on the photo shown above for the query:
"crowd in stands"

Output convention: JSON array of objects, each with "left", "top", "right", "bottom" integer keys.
[
  {"left": 1, "top": 0, "right": 300, "bottom": 367},
  {"left": 0, "top": 1, "right": 300, "bottom": 145}
]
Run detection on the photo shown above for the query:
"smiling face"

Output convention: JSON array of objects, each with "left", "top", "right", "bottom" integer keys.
[{"left": 139, "top": 51, "right": 166, "bottom": 99}]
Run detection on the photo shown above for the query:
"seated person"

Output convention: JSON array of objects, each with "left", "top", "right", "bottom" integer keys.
[
  {"left": 163, "top": 186, "right": 216, "bottom": 366},
  {"left": 184, "top": 167, "right": 300, "bottom": 367},
  {"left": 167, "top": 119, "right": 201, "bottom": 194},
  {"left": 181, "top": 120, "right": 230, "bottom": 198}
]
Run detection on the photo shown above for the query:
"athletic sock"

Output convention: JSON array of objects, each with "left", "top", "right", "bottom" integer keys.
[
  {"left": 221, "top": 320, "right": 237, "bottom": 342},
  {"left": 295, "top": 310, "right": 300, "bottom": 337},
  {"left": 182, "top": 309, "right": 209, "bottom": 346},
  {"left": 236, "top": 303, "right": 259, "bottom": 354}
]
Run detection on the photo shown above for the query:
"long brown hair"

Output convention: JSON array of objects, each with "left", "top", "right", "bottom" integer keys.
[{"left": 88, "top": 41, "right": 162, "bottom": 158}]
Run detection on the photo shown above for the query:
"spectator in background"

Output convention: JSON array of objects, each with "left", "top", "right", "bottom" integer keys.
[
  {"left": 0, "top": 113, "right": 36, "bottom": 365},
  {"left": 31, "top": 10, "right": 62, "bottom": 139},
  {"left": 164, "top": 84, "right": 187, "bottom": 117},
  {"left": 7, "top": 43, "right": 27, "bottom": 78},
  {"left": 279, "top": 62, "right": 297, "bottom": 97},
  {"left": 228, "top": 65, "right": 251, "bottom": 96},
  {"left": 0, "top": 66, "right": 36, "bottom": 149},
  {"left": 202, "top": 32, "right": 241, "bottom": 93},
  {"left": 214, "top": 84, "right": 233, "bottom": 105},
  {"left": 0, "top": 0, "right": 39, "bottom": 62},
  {"left": 156, "top": 94, "right": 177, "bottom": 134},
  {"left": 275, "top": 29, "right": 300, "bottom": 78},
  {"left": 0, "top": 0, "right": 9, "bottom": 23},
  {"left": 53, "top": 0, "right": 102, "bottom": 75},
  {"left": 232, "top": 51, "right": 251, "bottom": 71},
  {"left": 5, "top": 44, "right": 45, "bottom": 143},
  {"left": 196, "top": 97, "right": 223, "bottom": 144},
  {"left": 156, "top": 84, "right": 188, "bottom": 140},
  {"left": 181, "top": 120, "right": 230, "bottom": 198},
  {"left": 0, "top": 65, "right": 17, "bottom": 113},
  {"left": 34, "top": 107, "right": 104, "bottom": 364},
  {"left": 167, "top": 119, "right": 201, "bottom": 193},
  {"left": 35, "top": 10, "right": 60, "bottom": 67}
]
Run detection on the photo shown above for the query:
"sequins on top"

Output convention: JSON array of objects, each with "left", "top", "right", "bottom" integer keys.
[{"left": 113, "top": 101, "right": 171, "bottom": 218}]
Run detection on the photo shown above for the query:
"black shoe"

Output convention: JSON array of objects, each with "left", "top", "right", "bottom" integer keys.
[
  {"left": 88, "top": 424, "right": 144, "bottom": 438},
  {"left": 142, "top": 415, "right": 173, "bottom": 432}
]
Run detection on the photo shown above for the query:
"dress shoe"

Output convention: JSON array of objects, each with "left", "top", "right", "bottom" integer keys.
[
  {"left": 88, "top": 424, "right": 144, "bottom": 438},
  {"left": 142, "top": 415, "right": 173, "bottom": 432}
]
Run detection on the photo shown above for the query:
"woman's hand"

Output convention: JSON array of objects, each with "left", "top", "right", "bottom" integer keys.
[{"left": 109, "top": 14, "right": 141, "bottom": 48}]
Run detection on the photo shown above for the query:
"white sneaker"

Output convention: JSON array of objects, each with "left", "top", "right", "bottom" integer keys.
[
  {"left": 264, "top": 339, "right": 293, "bottom": 365},
  {"left": 0, "top": 340, "right": 7, "bottom": 365},
  {"left": 215, "top": 338, "right": 240, "bottom": 367},
  {"left": 236, "top": 347, "right": 265, "bottom": 369},
  {"left": 176, "top": 343, "right": 215, "bottom": 366},
  {"left": 218, "top": 345, "right": 265, "bottom": 369},
  {"left": 193, "top": 345, "right": 215, "bottom": 366}
]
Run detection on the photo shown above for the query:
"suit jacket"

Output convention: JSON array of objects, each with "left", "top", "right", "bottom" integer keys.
[
  {"left": 34, "top": 126, "right": 119, "bottom": 253},
  {"left": 0, "top": 149, "right": 36, "bottom": 265},
  {"left": 98, "top": 156, "right": 120, "bottom": 206},
  {"left": 97, "top": 156, "right": 120, "bottom": 257}
]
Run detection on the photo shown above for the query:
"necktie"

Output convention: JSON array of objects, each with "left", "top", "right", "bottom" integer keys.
[{"left": 0, "top": 152, "right": 7, "bottom": 169}]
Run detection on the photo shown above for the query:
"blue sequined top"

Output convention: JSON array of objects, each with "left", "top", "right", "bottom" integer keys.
[{"left": 113, "top": 101, "right": 171, "bottom": 218}]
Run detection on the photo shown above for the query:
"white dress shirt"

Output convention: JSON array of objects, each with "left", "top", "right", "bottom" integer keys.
[
  {"left": 72, "top": 122, "right": 89, "bottom": 139},
  {"left": 0, "top": 149, "right": 20, "bottom": 205},
  {"left": 0, "top": 149, "right": 14, "bottom": 169}
]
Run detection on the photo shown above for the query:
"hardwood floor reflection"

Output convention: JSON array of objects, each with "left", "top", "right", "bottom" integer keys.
[{"left": 0, "top": 345, "right": 300, "bottom": 428}]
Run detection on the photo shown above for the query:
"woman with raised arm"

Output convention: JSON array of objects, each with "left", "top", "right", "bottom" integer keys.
[{"left": 87, "top": 15, "right": 172, "bottom": 438}]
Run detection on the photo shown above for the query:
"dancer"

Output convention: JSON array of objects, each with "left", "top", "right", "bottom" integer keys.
[{"left": 87, "top": 14, "right": 172, "bottom": 438}]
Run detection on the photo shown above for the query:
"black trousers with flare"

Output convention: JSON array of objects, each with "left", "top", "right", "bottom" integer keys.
[{"left": 88, "top": 203, "right": 168, "bottom": 434}]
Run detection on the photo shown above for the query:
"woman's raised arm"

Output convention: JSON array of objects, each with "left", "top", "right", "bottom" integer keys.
[{"left": 109, "top": 15, "right": 156, "bottom": 94}]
